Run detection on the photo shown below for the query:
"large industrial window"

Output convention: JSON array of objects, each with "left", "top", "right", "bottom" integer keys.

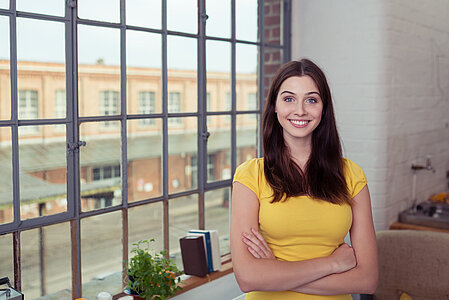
[{"left": 0, "top": 0, "right": 290, "bottom": 299}]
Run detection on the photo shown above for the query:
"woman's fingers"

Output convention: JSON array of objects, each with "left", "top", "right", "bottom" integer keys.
[{"left": 242, "top": 228, "right": 275, "bottom": 259}]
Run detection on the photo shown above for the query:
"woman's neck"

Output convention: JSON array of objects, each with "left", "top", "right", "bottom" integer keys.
[{"left": 284, "top": 136, "right": 312, "bottom": 170}]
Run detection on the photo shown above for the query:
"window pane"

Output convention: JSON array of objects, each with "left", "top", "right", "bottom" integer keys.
[
  {"left": 0, "top": 16, "right": 11, "bottom": 120},
  {"left": 78, "top": 0, "right": 120, "bottom": 23},
  {"left": 207, "top": 115, "right": 231, "bottom": 182},
  {"left": 81, "top": 211, "right": 123, "bottom": 299},
  {"left": 205, "top": 188, "right": 231, "bottom": 255},
  {"left": 168, "top": 35, "right": 197, "bottom": 113},
  {"left": 0, "top": 234, "right": 13, "bottom": 286},
  {"left": 21, "top": 223, "right": 71, "bottom": 299},
  {"left": 17, "top": 18, "right": 66, "bottom": 119},
  {"left": 236, "top": 0, "right": 258, "bottom": 42},
  {"left": 168, "top": 117, "right": 197, "bottom": 193},
  {"left": 237, "top": 114, "right": 258, "bottom": 165},
  {"left": 206, "top": 40, "right": 231, "bottom": 112},
  {"left": 0, "top": 127, "right": 13, "bottom": 225},
  {"left": 206, "top": 0, "right": 230, "bottom": 38},
  {"left": 0, "top": 0, "right": 8, "bottom": 9},
  {"left": 80, "top": 121, "right": 122, "bottom": 212},
  {"left": 129, "top": 202, "right": 163, "bottom": 256},
  {"left": 169, "top": 194, "right": 198, "bottom": 269},
  {"left": 167, "top": 0, "right": 197, "bottom": 34},
  {"left": 17, "top": 0, "right": 64, "bottom": 16},
  {"left": 19, "top": 125, "right": 67, "bottom": 220},
  {"left": 78, "top": 25, "right": 120, "bottom": 117},
  {"left": 236, "top": 44, "right": 258, "bottom": 111},
  {"left": 127, "top": 119, "right": 162, "bottom": 202},
  {"left": 263, "top": 0, "right": 282, "bottom": 45},
  {"left": 127, "top": 31, "right": 162, "bottom": 114},
  {"left": 126, "top": 0, "right": 161, "bottom": 29},
  {"left": 263, "top": 47, "right": 284, "bottom": 99}
]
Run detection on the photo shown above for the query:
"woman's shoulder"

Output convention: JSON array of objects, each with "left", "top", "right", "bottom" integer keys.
[
  {"left": 236, "top": 157, "right": 264, "bottom": 172},
  {"left": 342, "top": 158, "right": 366, "bottom": 174}
]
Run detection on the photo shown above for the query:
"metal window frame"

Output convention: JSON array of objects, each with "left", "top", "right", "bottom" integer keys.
[{"left": 0, "top": 0, "right": 291, "bottom": 297}]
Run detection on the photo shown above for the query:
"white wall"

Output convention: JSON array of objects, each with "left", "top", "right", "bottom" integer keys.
[{"left": 291, "top": 0, "right": 449, "bottom": 230}]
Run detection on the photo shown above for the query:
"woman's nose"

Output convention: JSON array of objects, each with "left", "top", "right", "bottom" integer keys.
[{"left": 293, "top": 102, "right": 306, "bottom": 116}]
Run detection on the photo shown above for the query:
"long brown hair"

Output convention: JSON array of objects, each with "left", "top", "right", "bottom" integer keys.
[{"left": 262, "top": 59, "right": 351, "bottom": 205}]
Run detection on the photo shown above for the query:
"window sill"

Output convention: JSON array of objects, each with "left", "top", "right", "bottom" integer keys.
[
  {"left": 175, "top": 258, "right": 233, "bottom": 296},
  {"left": 114, "top": 257, "right": 233, "bottom": 299}
]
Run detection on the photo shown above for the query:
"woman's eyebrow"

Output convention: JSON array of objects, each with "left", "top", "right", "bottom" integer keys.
[
  {"left": 280, "top": 90, "right": 295, "bottom": 95},
  {"left": 306, "top": 91, "right": 320, "bottom": 96}
]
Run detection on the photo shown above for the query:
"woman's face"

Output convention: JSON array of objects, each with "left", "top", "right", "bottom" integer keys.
[{"left": 275, "top": 75, "right": 323, "bottom": 145}]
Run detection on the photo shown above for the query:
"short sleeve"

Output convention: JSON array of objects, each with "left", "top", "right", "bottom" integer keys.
[
  {"left": 233, "top": 158, "right": 261, "bottom": 198},
  {"left": 344, "top": 158, "right": 367, "bottom": 198}
]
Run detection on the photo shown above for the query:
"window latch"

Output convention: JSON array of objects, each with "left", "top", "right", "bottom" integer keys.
[
  {"left": 67, "top": 141, "right": 86, "bottom": 153},
  {"left": 201, "top": 131, "right": 210, "bottom": 141}
]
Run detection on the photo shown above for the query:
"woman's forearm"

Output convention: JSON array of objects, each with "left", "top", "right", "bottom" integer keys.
[
  {"left": 290, "top": 264, "right": 378, "bottom": 295},
  {"left": 234, "top": 255, "right": 337, "bottom": 293}
]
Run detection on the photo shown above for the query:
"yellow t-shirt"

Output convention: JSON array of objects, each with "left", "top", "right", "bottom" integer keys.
[{"left": 233, "top": 158, "right": 367, "bottom": 300}]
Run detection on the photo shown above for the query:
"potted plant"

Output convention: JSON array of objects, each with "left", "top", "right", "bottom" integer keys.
[{"left": 124, "top": 239, "right": 182, "bottom": 300}]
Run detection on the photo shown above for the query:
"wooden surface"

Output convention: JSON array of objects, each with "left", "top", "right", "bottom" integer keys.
[{"left": 390, "top": 221, "right": 449, "bottom": 234}]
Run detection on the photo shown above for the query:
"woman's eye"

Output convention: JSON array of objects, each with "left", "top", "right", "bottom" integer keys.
[
  {"left": 305, "top": 98, "right": 317, "bottom": 104},
  {"left": 284, "top": 97, "right": 294, "bottom": 102}
]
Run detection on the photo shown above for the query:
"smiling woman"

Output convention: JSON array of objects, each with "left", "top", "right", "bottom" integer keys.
[{"left": 231, "top": 59, "right": 378, "bottom": 299}]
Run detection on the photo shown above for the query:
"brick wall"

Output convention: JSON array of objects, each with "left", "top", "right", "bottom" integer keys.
[
  {"left": 263, "top": 0, "right": 284, "bottom": 99},
  {"left": 291, "top": 0, "right": 449, "bottom": 230}
]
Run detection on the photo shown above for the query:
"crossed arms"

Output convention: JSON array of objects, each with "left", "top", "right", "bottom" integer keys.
[{"left": 230, "top": 182, "right": 378, "bottom": 295}]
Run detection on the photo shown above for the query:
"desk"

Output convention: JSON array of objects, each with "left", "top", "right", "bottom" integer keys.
[{"left": 390, "top": 221, "right": 449, "bottom": 234}]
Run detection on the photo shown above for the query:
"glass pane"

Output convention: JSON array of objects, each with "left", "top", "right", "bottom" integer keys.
[
  {"left": 17, "top": 18, "right": 66, "bottom": 119},
  {"left": 81, "top": 211, "right": 123, "bottom": 299},
  {"left": 127, "top": 30, "right": 162, "bottom": 114},
  {"left": 168, "top": 117, "right": 197, "bottom": 193},
  {"left": 236, "top": 44, "right": 258, "bottom": 111},
  {"left": 263, "top": 46, "right": 283, "bottom": 97},
  {"left": 0, "top": 127, "right": 13, "bottom": 225},
  {"left": 207, "top": 115, "right": 231, "bottom": 182},
  {"left": 0, "top": 234, "right": 13, "bottom": 286},
  {"left": 0, "top": 0, "right": 8, "bottom": 9},
  {"left": 127, "top": 119, "right": 162, "bottom": 202},
  {"left": 78, "top": 25, "right": 120, "bottom": 117},
  {"left": 0, "top": 16, "right": 11, "bottom": 120},
  {"left": 167, "top": 0, "right": 197, "bottom": 34},
  {"left": 169, "top": 194, "right": 198, "bottom": 268},
  {"left": 237, "top": 114, "right": 258, "bottom": 166},
  {"left": 206, "top": 0, "right": 230, "bottom": 38},
  {"left": 168, "top": 36, "right": 197, "bottom": 113},
  {"left": 17, "top": 0, "right": 64, "bottom": 16},
  {"left": 126, "top": 0, "right": 161, "bottom": 29},
  {"left": 78, "top": 0, "right": 120, "bottom": 23},
  {"left": 263, "top": 0, "right": 282, "bottom": 45},
  {"left": 236, "top": 0, "right": 258, "bottom": 42},
  {"left": 21, "top": 223, "right": 72, "bottom": 300},
  {"left": 206, "top": 40, "right": 230, "bottom": 112},
  {"left": 19, "top": 125, "right": 67, "bottom": 220},
  {"left": 80, "top": 121, "right": 122, "bottom": 212},
  {"left": 205, "top": 187, "right": 231, "bottom": 255},
  {"left": 128, "top": 202, "right": 163, "bottom": 256}
]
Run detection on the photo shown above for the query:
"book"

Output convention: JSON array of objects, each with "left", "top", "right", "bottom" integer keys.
[
  {"left": 179, "top": 235, "right": 208, "bottom": 277},
  {"left": 188, "top": 229, "right": 221, "bottom": 272}
]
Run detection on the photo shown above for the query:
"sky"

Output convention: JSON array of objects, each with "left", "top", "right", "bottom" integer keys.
[{"left": 0, "top": 0, "right": 259, "bottom": 73}]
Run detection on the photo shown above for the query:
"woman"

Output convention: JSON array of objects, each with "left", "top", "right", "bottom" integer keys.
[{"left": 230, "top": 59, "right": 378, "bottom": 299}]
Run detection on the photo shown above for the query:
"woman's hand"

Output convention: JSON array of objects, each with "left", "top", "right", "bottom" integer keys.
[
  {"left": 242, "top": 228, "right": 275, "bottom": 259},
  {"left": 328, "top": 244, "right": 357, "bottom": 273}
]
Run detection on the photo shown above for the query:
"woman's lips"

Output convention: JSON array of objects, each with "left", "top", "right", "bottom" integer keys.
[{"left": 289, "top": 119, "right": 310, "bottom": 128}]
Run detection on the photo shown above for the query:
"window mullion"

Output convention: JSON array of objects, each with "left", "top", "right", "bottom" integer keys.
[{"left": 197, "top": 0, "right": 207, "bottom": 230}]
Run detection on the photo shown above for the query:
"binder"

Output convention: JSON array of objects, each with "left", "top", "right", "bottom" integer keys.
[{"left": 179, "top": 235, "right": 208, "bottom": 277}]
